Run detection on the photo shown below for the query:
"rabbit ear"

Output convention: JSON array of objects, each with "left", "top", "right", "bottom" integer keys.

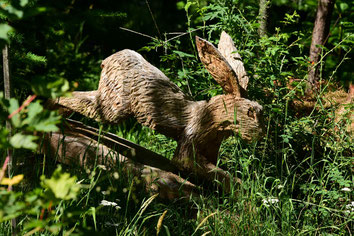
[
  {"left": 196, "top": 36, "right": 242, "bottom": 97},
  {"left": 218, "top": 31, "right": 249, "bottom": 90}
]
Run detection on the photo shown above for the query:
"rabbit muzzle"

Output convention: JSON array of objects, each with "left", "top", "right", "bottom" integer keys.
[{"left": 212, "top": 95, "right": 265, "bottom": 143}]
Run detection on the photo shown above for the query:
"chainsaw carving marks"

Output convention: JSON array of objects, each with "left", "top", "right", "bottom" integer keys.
[{"left": 54, "top": 31, "right": 265, "bottom": 183}]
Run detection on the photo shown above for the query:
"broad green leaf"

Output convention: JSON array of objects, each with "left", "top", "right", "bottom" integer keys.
[
  {"left": 0, "top": 4, "right": 23, "bottom": 18},
  {"left": 176, "top": 1, "right": 185, "bottom": 10},
  {"left": 31, "top": 77, "right": 71, "bottom": 98},
  {"left": 0, "top": 190, "right": 25, "bottom": 222},
  {"left": 339, "top": 3, "right": 348, "bottom": 11},
  {"left": 20, "top": 0, "right": 29, "bottom": 7},
  {"left": 25, "top": 101, "right": 43, "bottom": 120},
  {"left": 8, "top": 98, "right": 20, "bottom": 127},
  {"left": 0, "top": 24, "right": 12, "bottom": 41},
  {"left": 10, "top": 133, "right": 38, "bottom": 150},
  {"left": 41, "top": 166, "right": 80, "bottom": 201},
  {"left": 23, "top": 101, "right": 60, "bottom": 132}
]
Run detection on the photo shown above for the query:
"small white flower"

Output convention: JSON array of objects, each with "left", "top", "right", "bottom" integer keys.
[
  {"left": 100, "top": 200, "right": 117, "bottom": 206},
  {"left": 262, "top": 197, "right": 279, "bottom": 207},
  {"left": 277, "top": 185, "right": 284, "bottom": 189},
  {"left": 97, "top": 165, "right": 107, "bottom": 171},
  {"left": 113, "top": 172, "right": 119, "bottom": 179},
  {"left": 100, "top": 200, "right": 121, "bottom": 210},
  {"left": 105, "top": 222, "right": 120, "bottom": 227},
  {"left": 341, "top": 187, "right": 351, "bottom": 192},
  {"left": 345, "top": 201, "right": 354, "bottom": 212}
]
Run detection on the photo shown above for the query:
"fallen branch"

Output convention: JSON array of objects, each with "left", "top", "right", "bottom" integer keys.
[
  {"left": 61, "top": 119, "right": 232, "bottom": 191},
  {"left": 63, "top": 119, "right": 180, "bottom": 173},
  {"left": 42, "top": 119, "right": 200, "bottom": 200}
]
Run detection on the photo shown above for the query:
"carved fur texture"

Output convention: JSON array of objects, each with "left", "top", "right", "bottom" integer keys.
[{"left": 53, "top": 32, "right": 264, "bottom": 178}]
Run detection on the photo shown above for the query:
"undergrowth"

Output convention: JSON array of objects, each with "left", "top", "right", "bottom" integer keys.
[{"left": 0, "top": 0, "right": 353, "bottom": 235}]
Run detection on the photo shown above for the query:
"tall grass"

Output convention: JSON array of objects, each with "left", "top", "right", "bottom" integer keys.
[{"left": 1, "top": 0, "right": 353, "bottom": 235}]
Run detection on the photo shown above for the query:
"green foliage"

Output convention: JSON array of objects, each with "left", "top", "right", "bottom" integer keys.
[
  {"left": 139, "top": 1, "right": 353, "bottom": 234},
  {"left": 0, "top": 166, "right": 83, "bottom": 234},
  {"left": 40, "top": 166, "right": 80, "bottom": 202},
  {"left": 0, "top": 191, "right": 24, "bottom": 221},
  {"left": 0, "top": 92, "right": 60, "bottom": 150},
  {"left": 0, "top": 0, "right": 30, "bottom": 46},
  {"left": 0, "top": 0, "right": 353, "bottom": 235},
  {"left": 9, "top": 133, "right": 37, "bottom": 150},
  {"left": 0, "top": 24, "right": 12, "bottom": 42}
]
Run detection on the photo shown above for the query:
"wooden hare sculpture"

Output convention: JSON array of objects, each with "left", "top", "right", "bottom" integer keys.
[{"left": 53, "top": 32, "right": 264, "bottom": 184}]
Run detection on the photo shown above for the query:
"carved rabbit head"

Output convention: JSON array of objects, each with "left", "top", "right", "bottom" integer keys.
[{"left": 195, "top": 32, "right": 264, "bottom": 143}]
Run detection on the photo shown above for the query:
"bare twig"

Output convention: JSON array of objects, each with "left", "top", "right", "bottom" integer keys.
[
  {"left": 119, "top": 26, "right": 206, "bottom": 44},
  {"left": 8, "top": 94, "right": 37, "bottom": 119},
  {"left": 145, "top": 0, "right": 161, "bottom": 38},
  {"left": 164, "top": 27, "right": 206, "bottom": 43},
  {"left": 119, "top": 27, "right": 157, "bottom": 41}
]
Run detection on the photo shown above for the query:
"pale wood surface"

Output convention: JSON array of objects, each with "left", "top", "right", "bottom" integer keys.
[
  {"left": 49, "top": 32, "right": 264, "bottom": 185},
  {"left": 43, "top": 125, "right": 198, "bottom": 200}
]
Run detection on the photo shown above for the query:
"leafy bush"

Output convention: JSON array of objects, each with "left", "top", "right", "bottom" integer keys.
[{"left": 0, "top": 0, "right": 353, "bottom": 235}]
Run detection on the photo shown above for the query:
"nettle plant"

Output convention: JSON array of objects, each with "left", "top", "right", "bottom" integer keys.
[
  {"left": 0, "top": 73, "right": 78, "bottom": 233},
  {"left": 0, "top": 164, "right": 83, "bottom": 234},
  {"left": 0, "top": 80, "right": 94, "bottom": 234},
  {"left": 0, "top": 2, "right": 83, "bottom": 232}
]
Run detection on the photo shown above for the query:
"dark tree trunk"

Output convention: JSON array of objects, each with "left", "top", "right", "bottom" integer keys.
[
  {"left": 308, "top": 0, "right": 336, "bottom": 85},
  {"left": 258, "top": 0, "right": 270, "bottom": 37}
]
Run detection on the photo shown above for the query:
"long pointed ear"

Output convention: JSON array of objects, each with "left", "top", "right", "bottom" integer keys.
[
  {"left": 196, "top": 36, "right": 242, "bottom": 97},
  {"left": 218, "top": 31, "right": 249, "bottom": 90}
]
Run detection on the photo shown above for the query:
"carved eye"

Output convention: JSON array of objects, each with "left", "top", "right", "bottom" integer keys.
[{"left": 247, "top": 108, "right": 255, "bottom": 118}]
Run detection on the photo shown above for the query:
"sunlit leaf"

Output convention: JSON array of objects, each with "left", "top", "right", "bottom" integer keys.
[
  {"left": 10, "top": 133, "right": 38, "bottom": 150},
  {"left": 0, "top": 24, "right": 12, "bottom": 41},
  {"left": 41, "top": 166, "right": 80, "bottom": 201},
  {"left": 20, "top": 0, "right": 28, "bottom": 7},
  {"left": 0, "top": 4, "right": 23, "bottom": 18},
  {"left": 1, "top": 174, "right": 24, "bottom": 186},
  {"left": 31, "top": 76, "right": 71, "bottom": 98},
  {"left": 8, "top": 98, "right": 20, "bottom": 127},
  {"left": 23, "top": 101, "right": 60, "bottom": 132},
  {"left": 339, "top": 3, "right": 348, "bottom": 12}
]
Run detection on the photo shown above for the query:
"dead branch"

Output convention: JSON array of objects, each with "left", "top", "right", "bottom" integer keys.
[{"left": 42, "top": 120, "right": 199, "bottom": 200}]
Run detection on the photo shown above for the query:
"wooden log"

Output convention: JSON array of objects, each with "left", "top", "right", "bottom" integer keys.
[
  {"left": 42, "top": 120, "right": 199, "bottom": 200},
  {"left": 62, "top": 119, "right": 233, "bottom": 191}
]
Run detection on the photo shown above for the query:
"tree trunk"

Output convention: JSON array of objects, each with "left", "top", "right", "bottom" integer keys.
[
  {"left": 2, "top": 45, "right": 17, "bottom": 235},
  {"left": 308, "top": 0, "right": 336, "bottom": 85},
  {"left": 2, "top": 45, "right": 13, "bottom": 182},
  {"left": 258, "top": 0, "right": 270, "bottom": 37}
]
